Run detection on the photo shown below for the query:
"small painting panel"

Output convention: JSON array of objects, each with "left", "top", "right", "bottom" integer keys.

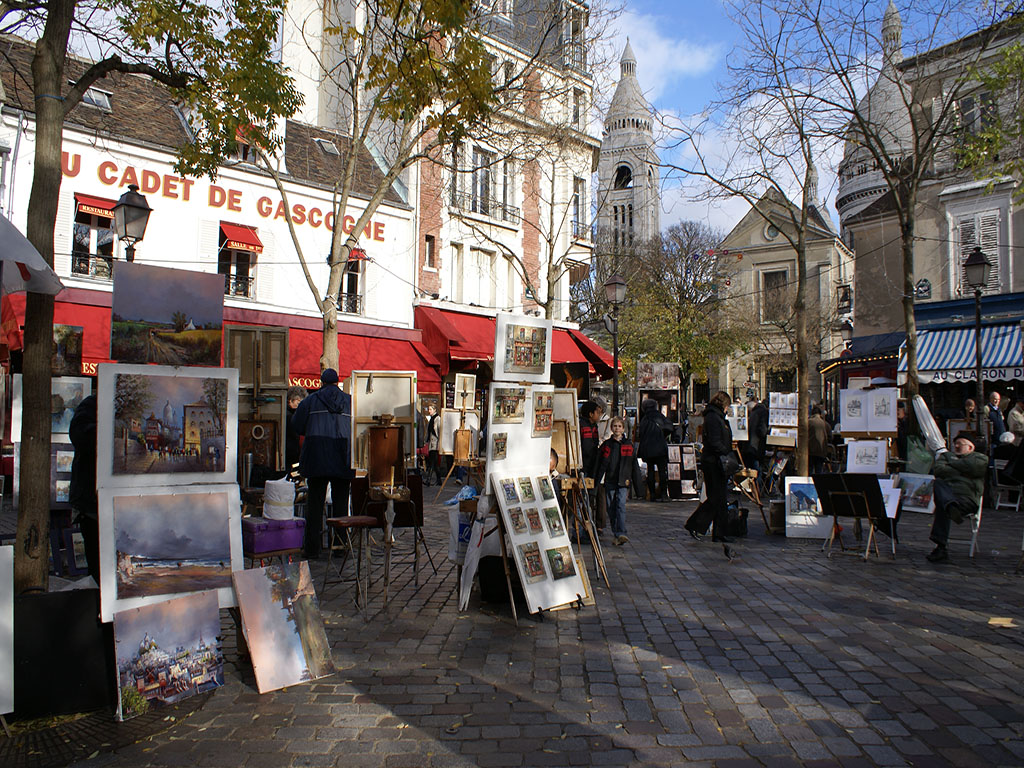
[
  {"left": 897, "top": 473, "right": 935, "bottom": 514},
  {"left": 545, "top": 546, "right": 575, "bottom": 580},
  {"left": 113, "top": 590, "right": 224, "bottom": 721},
  {"left": 492, "top": 387, "right": 526, "bottom": 424},
  {"left": 52, "top": 324, "right": 83, "bottom": 376},
  {"left": 233, "top": 562, "right": 336, "bottom": 694},
  {"left": 785, "top": 476, "right": 823, "bottom": 516},
  {"left": 499, "top": 478, "right": 519, "bottom": 504},
  {"left": 550, "top": 363, "right": 589, "bottom": 402},
  {"left": 55, "top": 479, "right": 70, "bottom": 503},
  {"left": 543, "top": 506, "right": 565, "bottom": 538},
  {"left": 518, "top": 477, "right": 536, "bottom": 502},
  {"left": 537, "top": 476, "right": 555, "bottom": 501},
  {"left": 525, "top": 507, "right": 544, "bottom": 534},
  {"left": 507, "top": 507, "right": 527, "bottom": 535},
  {"left": 111, "top": 262, "right": 224, "bottom": 366},
  {"left": 532, "top": 391, "right": 553, "bottom": 437},
  {"left": 517, "top": 542, "right": 547, "bottom": 583},
  {"left": 56, "top": 449, "right": 75, "bottom": 473},
  {"left": 667, "top": 463, "right": 681, "bottom": 480},
  {"left": 492, "top": 432, "right": 508, "bottom": 461}
]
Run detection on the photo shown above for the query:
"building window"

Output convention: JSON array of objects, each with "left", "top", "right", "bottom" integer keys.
[
  {"left": 502, "top": 61, "right": 516, "bottom": 105},
  {"left": 452, "top": 243, "right": 464, "bottom": 303},
  {"left": 81, "top": 86, "right": 112, "bottom": 111},
  {"left": 450, "top": 146, "right": 520, "bottom": 224},
  {"left": 956, "top": 92, "right": 996, "bottom": 137},
  {"left": 572, "top": 176, "right": 586, "bottom": 239},
  {"left": 471, "top": 147, "right": 494, "bottom": 217},
  {"left": 761, "top": 270, "right": 789, "bottom": 322},
  {"left": 562, "top": 5, "right": 587, "bottom": 71},
  {"left": 424, "top": 234, "right": 436, "bottom": 269},
  {"left": 614, "top": 165, "right": 632, "bottom": 190},
  {"left": 572, "top": 88, "right": 585, "bottom": 130},
  {"left": 219, "top": 246, "right": 253, "bottom": 298},
  {"left": 955, "top": 210, "right": 1000, "bottom": 295},
  {"left": 314, "top": 137, "right": 339, "bottom": 155},
  {"left": 338, "top": 258, "right": 363, "bottom": 314},
  {"left": 72, "top": 208, "right": 116, "bottom": 279},
  {"left": 836, "top": 284, "right": 853, "bottom": 315}
]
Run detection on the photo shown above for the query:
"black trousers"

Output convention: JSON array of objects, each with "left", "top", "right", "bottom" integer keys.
[
  {"left": 929, "top": 478, "right": 972, "bottom": 546},
  {"left": 685, "top": 461, "right": 728, "bottom": 537},
  {"left": 74, "top": 510, "right": 100, "bottom": 584},
  {"left": 645, "top": 455, "right": 669, "bottom": 500},
  {"left": 304, "top": 476, "right": 351, "bottom": 557}
]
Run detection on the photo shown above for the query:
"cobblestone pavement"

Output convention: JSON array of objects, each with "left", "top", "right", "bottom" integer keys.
[{"left": 66, "top": 497, "right": 1024, "bottom": 768}]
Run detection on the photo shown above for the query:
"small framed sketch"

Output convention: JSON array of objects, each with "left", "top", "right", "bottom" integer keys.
[
  {"left": 846, "top": 439, "right": 887, "bottom": 475},
  {"left": 667, "top": 445, "right": 681, "bottom": 463},
  {"left": 839, "top": 388, "right": 869, "bottom": 433},
  {"left": 667, "top": 463, "right": 681, "bottom": 480}
]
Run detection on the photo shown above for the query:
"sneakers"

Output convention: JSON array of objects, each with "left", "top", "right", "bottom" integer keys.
[
  {"left": 926, "top": 544, "right": 949, "bottom": 563},
  {"left": 615, "top": 534, "right": 629, "bottom": 545}
]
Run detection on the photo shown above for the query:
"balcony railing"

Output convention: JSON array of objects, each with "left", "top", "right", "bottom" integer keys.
[
  {"left": 224, "top": 274, "right": 254, "bottom": 298},
  {"left": 450, "top": 189, "right": 521, "bottom": 225},
  {"left": 562, "top": 42, "right": 586, "bottom": 72},
  {"left": 571, "top": 219, "right": 590, "bottom": 240},
  {"left": 338, "top": 292, "right": 363, "bottom": 315},
  {"left": 71, "top": 252, "right": 113, "bottom": 280}
]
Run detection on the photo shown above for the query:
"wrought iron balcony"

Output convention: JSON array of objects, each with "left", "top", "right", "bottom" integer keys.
[
  {"left": 571, "top": 219, "right": 590, "bottom": 240},
  {"left": 449, "top": 189, "right": 521, "bottom": 225},
  {"left": 338, "top": 292, "right": 363, "bottom": 315},
  {"left": 71, "top": 252, "right": 113, "bottom": 280},
  {"left": 224, "top": 274, "right": 254, "bottom": 298}
]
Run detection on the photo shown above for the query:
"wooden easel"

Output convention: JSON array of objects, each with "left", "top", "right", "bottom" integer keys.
[
  {"left": 561, "top": 474, "right": 610, "bottom": 588},
  {"left": 433, "top": 387, "right": 484, "bottom": 501},
  {"left": 732, "top": 441, "right": 771, "bottom": 532}
]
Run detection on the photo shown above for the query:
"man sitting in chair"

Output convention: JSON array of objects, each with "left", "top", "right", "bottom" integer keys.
[{"left": 927, "top": 431, "right": 988, "bottom": 563}]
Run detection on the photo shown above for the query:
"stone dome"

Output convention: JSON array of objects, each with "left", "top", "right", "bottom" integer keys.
[{"left": 604, "top": 39, "right": 652, "bottom": 137}]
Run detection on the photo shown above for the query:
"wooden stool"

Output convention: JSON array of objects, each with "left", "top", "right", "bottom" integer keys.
[{"left": 323, "top": 515, "right": 380, "bottom": 613}]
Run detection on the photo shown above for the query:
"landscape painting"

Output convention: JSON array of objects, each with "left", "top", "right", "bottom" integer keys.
[
  {"left": 52, "top": 324, "right": 83, "bottom": 376},
  {"left": 112, "top": 371, "right": 227, "bottom": 475},
  {"left": 111, "top": 262, "right": 223, "bottom": 366},
  {"left": 232, "top": 562, "right": 336, "bottom": 694},
  {"left": 113, "top": 590, "right": 224, "bottom": 721},
  {"left": 113, "top": 491, "right": 233, "bottom": 600}
]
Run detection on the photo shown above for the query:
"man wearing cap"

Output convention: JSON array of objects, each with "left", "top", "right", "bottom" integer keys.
[
  {"left": 291, "top": 368, "right": 354, "bottom": 558},
  {"left": 927, "top": 431, "right": 988, "bottom": 563}
]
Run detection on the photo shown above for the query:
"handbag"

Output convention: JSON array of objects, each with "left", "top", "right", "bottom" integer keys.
[{"left": 719, "top": 452, "right": 740, "bottom": 477}]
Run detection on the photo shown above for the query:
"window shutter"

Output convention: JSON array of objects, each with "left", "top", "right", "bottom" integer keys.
[
  {"left": 362, "top": 261, "right": 376, "bottom": 318},
  {"left": 198, "top": 220, "right": 220, "bottom": 265},
  {"left": 957, "top": 211, "right": 1000, "bottom": 295},
  {"left": 256, "top": 230, "right": 275, "bottom": 304},
  {"left": 54, "top": 188, "right": 74, "bottom": 276}
]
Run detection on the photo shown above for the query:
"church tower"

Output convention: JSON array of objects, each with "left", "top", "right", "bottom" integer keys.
[{"left": 596, "top": 40, "right": 661, "bottom": 248}]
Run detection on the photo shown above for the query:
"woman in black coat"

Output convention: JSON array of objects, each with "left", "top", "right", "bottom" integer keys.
[{"left": 684, "top": 391, "right": 735, "bottom": 542}]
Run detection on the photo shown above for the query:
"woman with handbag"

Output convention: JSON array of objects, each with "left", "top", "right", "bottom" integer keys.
[{"left": 684, "top": 390, "right": 737, "bottom": 542}]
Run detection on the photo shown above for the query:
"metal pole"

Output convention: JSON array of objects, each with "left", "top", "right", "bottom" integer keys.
[
  {"left": 974, "top": 287, "right": 983, "bottom": 434},
  {"left": 611, "top": 303, "right": 620, "bottom": 416}
]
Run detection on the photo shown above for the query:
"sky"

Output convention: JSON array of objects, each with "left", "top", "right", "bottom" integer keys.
[
  {"left": 112, "top": 262, "right": 224, "bottom": 327},
  {"left": 114, "top": 492, "right": 232, "bottom": 560}
]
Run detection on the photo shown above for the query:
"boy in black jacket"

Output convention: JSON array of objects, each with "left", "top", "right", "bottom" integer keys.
[{"left": 597, "top": 416, "right": 635, "bottom": 545}]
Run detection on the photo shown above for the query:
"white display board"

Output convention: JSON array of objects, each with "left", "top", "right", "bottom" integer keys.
[
  {"left": 96, "top": 364, "right": 239, "bottom": 489},
  {"left": 98, "top": 484, "right": 242, "bottom": 622},
  {"left": 1, "top": 545, "right": 12, "bottom": 716},
  {"left": 839, "top": 387, "right": 898, "bottom": 434},
  {"left": 486, "top": 382, "right": 585, "bottom": 613},
  {"left": 785, "top": 476, "right": 832, "bottom": 539},
  {"left": 493, "top": 313, "right": 553, "bottom": 384},
  {"left": 727, "top": 403, "right": 749, "bottom": 442}
]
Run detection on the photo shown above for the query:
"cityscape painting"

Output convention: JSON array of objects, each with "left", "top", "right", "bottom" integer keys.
[
  {"left": 113, "top": 590, "right": 224, "bottom": 721},
  {"left": 111, "top": 262, "right": 224, "bottom": 366},
  {"left": 113, "top": 491, "right": 233, "bottom": 600},
  {"left": 232, "top": 562, "right": 336, "bottom": 693},
  {"left": 52, "top": 324, "right": 83, "bottom": 376}
]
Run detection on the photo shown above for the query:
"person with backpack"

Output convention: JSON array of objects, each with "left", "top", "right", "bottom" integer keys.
[{"left": 637, "top": 398, "right": 672, "bottom": 502}]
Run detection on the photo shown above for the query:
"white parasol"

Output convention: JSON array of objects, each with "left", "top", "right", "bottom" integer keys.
[{"left": 0, "top": 214, "right": 64, "bottom": 295}]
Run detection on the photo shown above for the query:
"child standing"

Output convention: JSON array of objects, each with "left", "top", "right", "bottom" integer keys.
[{"left": 597, "top": 416, "right": 635, "bottom": 545}]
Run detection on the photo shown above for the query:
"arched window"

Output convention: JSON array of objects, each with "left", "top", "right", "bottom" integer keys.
[{"left": 614, "top": 165, "right": 633, "bottom": 190}]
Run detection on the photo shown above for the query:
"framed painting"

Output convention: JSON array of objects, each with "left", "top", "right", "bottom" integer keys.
[
  {"left": 493, "top": 312, "right": 552, "bottom": 384},
  {"left": 113, "top": 590, "right": 223, "bottom": 720},
  {"left": 897, "top": 472, "right": 935, "bottom": 514},
  {"left": 492, "top": 387, "right": 526, "bottom": 424},
  {"left": 784, "top": 475, "right": 832, "bottom": 538},
  {"left": 845, "top": 439, "right": 887, "bottom": 475},
  {"left": 532, "top": 390, "right": 554, "bottom": 437},
  {"left": 98, "top": 484, "right": 242, "bottom": 622},
  {"left": 97, "top": 364, "right": 238, "bottom": 489},
  {"left": 839, "top": 388, "right": 869, "bottom": 433},
  {"left": 111, "top": 261, "right": 224, "bottom": 366},
  {"left": 12, "top": 374, "right": 91, "bottom": 439},
  {"left": 52, "top": 324, "right": 83, "bottom": 376}
]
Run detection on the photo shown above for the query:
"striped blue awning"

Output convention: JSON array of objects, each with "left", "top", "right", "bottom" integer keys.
[{"left": 897, "top": 323, "right": 1023, "bottom": 383}]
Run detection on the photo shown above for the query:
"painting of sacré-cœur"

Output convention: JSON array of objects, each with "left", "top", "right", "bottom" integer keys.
[{"left": 113, "top": 372, "right": 227, "bottom": 476}]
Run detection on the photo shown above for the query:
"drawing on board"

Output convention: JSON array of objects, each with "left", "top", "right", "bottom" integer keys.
[
  {"left": 543, "top": 506, "right": 565, "bottom": 537},
  {"left": 232, "top": 562, "right": 336, "bottom": 694},
  {"left": 492, "top": 387, "right": 526, "bottom": 424},
  {"left": 845, "top": 440, "right": 887, "bottom": 474},
  {"left": 518, "top": 477, "right": 536, "bottom": 502},
  {"left": 545, "top": 546, "right": 576, "bottom": 580},
  {"left": 517, "top": 542, "right": 547, "bottom": 583},
  {"left": 113, "top": 590, "right": 223, "bottom": 721},
  {"left": 668, "top": 445, "right": 680, "bottom": 463}
]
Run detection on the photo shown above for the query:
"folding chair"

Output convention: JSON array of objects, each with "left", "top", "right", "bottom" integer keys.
[
  {"left": 992, "top": 459, "right": 1022, "bottom": 512},
  {"left": 968, "top": 495, "right": 984, "bottom": 558}
]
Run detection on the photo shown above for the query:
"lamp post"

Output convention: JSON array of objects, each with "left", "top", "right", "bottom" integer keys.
[
  {"left": 112, "top": 184, "right": 152, "bottom": 262},
  {"left": 603, "top": 273, "right": 627, "bottom": 415},
  {"left": 839, "top": 318, "right": 854, "bottom": 350},
  {"left": 963, "top": 246, "right": 991, "bottom": 434}
]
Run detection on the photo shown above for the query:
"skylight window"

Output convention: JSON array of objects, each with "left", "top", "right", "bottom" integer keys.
[
  {"left": 314, "top": 137, "right": 339, "bottom": 156},
  {"left": 81, "top": 86, "right": 112, "bottom": 111}
]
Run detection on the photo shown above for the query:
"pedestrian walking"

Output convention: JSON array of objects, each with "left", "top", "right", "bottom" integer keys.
[
  {"left": 596, "top": 416, "right": 636, "bottom": 545},
  {"left": 637, "top": 398, "right": 672, "bottom": 502},
  {"left": 684, "top": 391, "right": 736, "bottom": 542}
]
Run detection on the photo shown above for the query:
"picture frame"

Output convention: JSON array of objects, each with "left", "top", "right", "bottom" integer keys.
[
  {"left": 493, "top": 312, "right": 552, "bottom": 384},
  {"left": 98, "top": 484, "right": 242, "bottom": 622},
  {"left": 896, "top": 472, "right": 935, "bottom": 514},
  {"left": 845, "top": 439, "right": 887, "bottom": 475},
  {"left": 532, "top": 390, "right": 554, "bottom": 437},
  {"left": 839, "top": 388, "right": 869, "bottom": 433},
  {"left": 453, "top": 373, "right": 477, "bottom": 411},
  {"left": 96, "top": 364, "right": 238, "bottom": 489},
  {"left": 491, "top": 386, "right": 527, "bottom": 424},
  {"left": 350, "top": 370, "right": 417, "bottom": 470},
  {"left": 12, "top": 373, "right": 91, "bottom": 440},
  {"left": 668, "top": 445, "right": 681, "bottom": 463},
  {"left": 439, "top": 409, "right": 480, "bottom": 456},
  {"left": 785, "top": 476, "right": 833, "bottom": 539}
]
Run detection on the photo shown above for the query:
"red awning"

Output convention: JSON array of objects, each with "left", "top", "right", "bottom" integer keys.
[
  {"left": 74, "top": 192, "right": 116, "bottom": 220},
  {"left": 220, "top": 222, "right": 264, "bottom": 254},
  {"left": 568, "top": 329, "right": 616, "bottom": 379},
  {"left": 288, "top": 327, "right": 441, "bottom": 393},
  {"left": 5, "top": 292, "right": 113, "bottom": 366}
]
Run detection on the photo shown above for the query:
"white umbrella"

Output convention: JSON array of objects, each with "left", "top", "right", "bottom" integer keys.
[{"left": 0, "top": 214, "right": 63, "bottom": 295}]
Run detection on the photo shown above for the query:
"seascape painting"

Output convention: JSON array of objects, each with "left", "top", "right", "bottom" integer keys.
[
  {"left": 113, "top": 590, "right": 224, "bottom": 721},
  {"left": 114, "top": 492, "right": 233, "bottom": 600},
  {"left": 52, "top": 324, "right": 83, "bottom": 376},
  {"left": 111, "top": 262, "right": 224, "bottom": 366},
  {"left": 112, "top": 371, "right": 227, "bottom": 475},
  {"left": 232, "top": 562, "right": 336, "bottom": 694}
]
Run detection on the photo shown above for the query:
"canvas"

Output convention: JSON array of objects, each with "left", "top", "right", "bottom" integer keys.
[
  {"left": 543, "top": 506, "right": 565, "bottom": 538},
  {"left": 499, "top": 478, "right": 519, "bottom": 504},
  {"left": 113, "top": 590, "right": 224, "bottom": 721},
  {"left": 518, "top": 477, "right": 536, "bottom": 502},
  {"left": 507, "top": 507, "right": 527, "bottom": 535},
  {"left": 55, "top": 449, "right": 74, "bottom": 473},
  {"left": 785, "top": 476, "right": 832, "bottom": 539},
  {"left": 532, "top": 391, "right": 553, "bottom": 437},
  {"left": 897, "top": 473, "right": 935, "bottom": 514},
  {"left": 517, "top": 542, "right": 547, "bottom": 583},
  {"left": 492, "top": 387, "right": 526, "bottom": 424},
  {"left": 668, "top": 445, "right": 681, "bottom": 463},
  {"left": 350, "top": 370, "right": 418, "bottom": 469},
  {"left": 453, "top": 373, "right": 477, "bottom": 410},
  {"left": 111, "top": 262, "right": 224, "bottom": 366},
  {"left": 52, "top": 324, "right": 83, "bottom": 376},
  {"left": 667, "top": 463, "right": 681, "bottom": 480},
  {"left": 681, "top": 449, "right": 696, "bottom": 471},
  {"left": 551, "top": 363, "right": 589, "bottom": 402},
  {"left": 537, "top": 476, "right": 555, "bottom": 501},
  {"left": 545, "top": 546, "right": 575, "bottom": 580},
  {"left": 492, "top": 432, "right": 508, "bottom": 460},
  {"left": 525, "top": 507, "right": 544, "bottom": 534},
  {"left": 439, "top": 409, "right": 480, "bottom": 455},
  {"left": 11, "top": 374, "right": 90, "bottom": 442},
  {"left": 493, "top": 313, "right": 552, "bottom": 384},
  {"left": 233, "top": 562, "right": 336, "bottom": 693},
  {"left": 98, "top": 484, "right": 242, "bottom": 622},
  {"left": 97, "top": 364, "right": 238, "bottom": 489}
]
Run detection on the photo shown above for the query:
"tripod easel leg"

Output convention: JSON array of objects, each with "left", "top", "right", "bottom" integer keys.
[
  {"left": 433, "top": 460, "right": 458, "bottom": 503},
  {"left": 497, "top": 520, "right": 519, "bottom": 627}
]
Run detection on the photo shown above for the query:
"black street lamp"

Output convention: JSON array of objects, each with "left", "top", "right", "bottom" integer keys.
[
  {"left": 839, "top": 318, "right": 854, "bottom": 349},
  {"left": 963, "top": 246, "right": 991, "bottom": 434},
  {"left": 603, "top": 273, "right": 627, "bottom": 415},
  {"left": 112, "top": 184, "right": 152, "bottom": 262}
]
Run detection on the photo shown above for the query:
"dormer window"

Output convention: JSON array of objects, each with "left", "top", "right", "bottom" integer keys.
[
  {"left": 80, "top": 85, "right": 112, "bottom": 111},
  {"left": 314, "top": 137, "right": 339, "bottom": 156}
]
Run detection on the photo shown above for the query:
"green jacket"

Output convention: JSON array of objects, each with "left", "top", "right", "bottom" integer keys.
[{"left": 932, "top": 450, "right": 988, "bottom": 509}]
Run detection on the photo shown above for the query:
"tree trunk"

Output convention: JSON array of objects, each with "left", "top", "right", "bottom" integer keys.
[
  {"left": 901, "top": 212, "right": 919, "bottom": 398},
  {"left": 794, "top": 240, "right": 809, "bottom": 477},
  {"left": 14, "top": 0, "right": 76, "bottom": 594}
]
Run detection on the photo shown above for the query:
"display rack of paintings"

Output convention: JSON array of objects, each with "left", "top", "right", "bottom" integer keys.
[
  {"left": 839, "top": 387, "right": 898, "bottom": 435},
  {"left": 349, "top": 370, "right": 417, "bottom": 471},
  {"left": 96, "top": 364, "right": 239, "bottom": 489},
  {"left": 232, "top": 561, "right": 336, "bottom": 693},
  {"left": 110, "top": 262, "right": 224, "bottom": 367},
  {"left": 112, "top": 589, "right": 224, "bottom": 721},
  {"left": 98, "top": 484, "right": 242, "bottom": 622},
  {"left": 784, "top": 476, "right": 832, "bottom": 538},
  {"left": 896, "top": 473, "right": 935, "bottom": 514},
  {"left": 845, "top": 440, "right": 887, "bottom": 475},
  {"left": 767, "top": 392, "right": 798, "bottom": 443},
  {"left": 493, "top": 313, "right": 553, "bottom": 384}
]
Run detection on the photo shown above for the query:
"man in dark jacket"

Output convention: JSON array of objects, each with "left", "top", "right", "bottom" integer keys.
[
  {"left": 637, "top": 398, "right": 672, "bottom": 502},
  {"left": 927, "top": 431, "right": 988, "bottom": 563},
  {"left": 69, "top": 394, "right": 99, "bottom": 582},
  {"left": 291, "top": 369, "right": 354, "bottom": 558},
  {"left": 739, "top": 397, "right": 768, "bottom": 471},
  {"left": 579, "top": 400, "right": 605, "bottom": 531},
  {"left": 685, "top": 391, "right": 735, "bottom": 541},
  {"left": 808, "top": 406, "right": 832, "bottom": 474}
]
